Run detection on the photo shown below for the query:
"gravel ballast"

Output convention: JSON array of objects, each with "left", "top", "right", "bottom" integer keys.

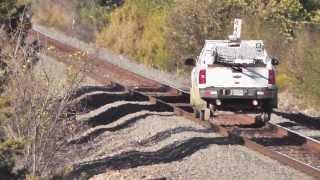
[
  {"left": 34, "top": 26, "right": 315, "bottom": 179},
  {"left": 86, "top": 114, "right": 313, "bottom": 180},
  {"left": 68, "top": 96, "right": 313, "bottom": 180}
]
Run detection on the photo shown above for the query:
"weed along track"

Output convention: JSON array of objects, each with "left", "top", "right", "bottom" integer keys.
[{"left": 31, "top": 27, "right": 320, "bottom": 179}]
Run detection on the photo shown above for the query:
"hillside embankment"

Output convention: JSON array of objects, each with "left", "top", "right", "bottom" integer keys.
[{"left": 32, "top": 0, "right": 320, "bottom": 108}]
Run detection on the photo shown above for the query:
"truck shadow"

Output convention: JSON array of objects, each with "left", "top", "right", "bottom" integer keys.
[
  {"left": 65, "top": 136, "right": 239, "bottom": 179},
  {"left": 274, "top": 111, "right": 320, "bottom": 130}
]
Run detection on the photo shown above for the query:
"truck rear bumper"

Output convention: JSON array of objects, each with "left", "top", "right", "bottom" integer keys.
[
  {"left": 199, "top": 87, "right": 278, "bottom": 110},
  {"left": 199, "top": 87, "right": 277, "bottom": 100}
]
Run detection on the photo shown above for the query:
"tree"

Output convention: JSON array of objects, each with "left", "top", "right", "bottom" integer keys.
[
  {"left": 0, "top": 0, "right": 17, "bottom": 24},
  {"left": 0, "top": 0, "right": 31, "bottom": 34},
  {"left": 0, "top": 0, "right": 36, "bottom": 178},
  {"left": 300, "top": 0, "right": 320, "bottom": 11}
]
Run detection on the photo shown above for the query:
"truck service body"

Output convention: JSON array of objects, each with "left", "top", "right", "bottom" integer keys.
[{"left": 189, "top": 19, "right": 278, "bottom": 121}]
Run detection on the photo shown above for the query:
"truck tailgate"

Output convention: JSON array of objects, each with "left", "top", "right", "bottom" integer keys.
[{"left": 205, "top": 66, "right": 268, "bottom": 88}]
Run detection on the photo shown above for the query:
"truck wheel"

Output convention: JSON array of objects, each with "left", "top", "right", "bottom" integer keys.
[
  {"left": 210, "top": 105, "right": 216, "bottom": 117},
  {"left": 190, "top": 87, "right": 206, "bottom": 110},
  {"left": 193, "top": 108, "right": 200, "bottom": 118},
  {"left": 261, "top": 112, "right": 271, "bottom": 122},
  {"left": 261, "top": 101, "right": 272, "bottom": 122},
  {"left": 200, "top": 108, "right": 210, "bottom": 121}
]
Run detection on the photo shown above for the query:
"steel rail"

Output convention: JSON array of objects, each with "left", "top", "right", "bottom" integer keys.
[{"left": 31, "top": 28, "right": 320, "bottom": 179}]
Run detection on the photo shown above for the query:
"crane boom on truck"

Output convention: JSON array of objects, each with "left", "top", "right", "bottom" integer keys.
[{"left": 186, "top": 19, "right": 279, "bottom": 122}]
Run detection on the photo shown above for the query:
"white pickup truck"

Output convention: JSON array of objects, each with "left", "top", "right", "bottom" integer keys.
[{"left": 187, "top": 19, "right": 279, "bottom": 122}]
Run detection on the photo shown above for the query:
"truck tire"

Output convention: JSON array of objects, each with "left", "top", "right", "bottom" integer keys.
[
  {"left": 261, "top": 112, "right": 271, "bottom": 122},
  {"left": 200, "top": 108, "right": 210, "bottom": 121},
  {"left": 261, "top": 100, "right": 272, "bottom": 122},
  {"left": 193, "top": 108, "right": 200, "bottom": 118},
  {"left": 190, "top": 86, "right": 207, "bottom": 110}
]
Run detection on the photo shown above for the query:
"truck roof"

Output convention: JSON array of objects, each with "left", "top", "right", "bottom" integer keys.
[{"left": 204, "top": 40, "right": 264, "bottom": 48}]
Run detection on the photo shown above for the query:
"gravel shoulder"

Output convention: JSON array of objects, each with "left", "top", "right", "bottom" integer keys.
[
  {"left": 33, "top": 26, "right": 315, "bottom": 179},
  {"left": 35, "top": 53, "right": 100, "bottom": 87}
]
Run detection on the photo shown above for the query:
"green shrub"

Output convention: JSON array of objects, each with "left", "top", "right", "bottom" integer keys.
[
  {"left": 0, "top": 0, "right": 17, "bottom": 23},
  {"left": 76, "top": 0, "right": 120, "bottom": 31},
  {"left": 0, "top": 138, "right": 24, "bottom": 179}
]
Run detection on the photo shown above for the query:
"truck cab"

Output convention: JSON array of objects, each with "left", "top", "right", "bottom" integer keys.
[{"left": 189, "top": 19, "right": 279, "bottom": 122}]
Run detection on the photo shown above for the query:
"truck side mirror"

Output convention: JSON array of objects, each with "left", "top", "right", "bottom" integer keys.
[
  {"left": 184, "top": 58, "right": 196, "bottom": 66},
  {"left": 271, "top": 58, "right": 280, "bottom": 66}
]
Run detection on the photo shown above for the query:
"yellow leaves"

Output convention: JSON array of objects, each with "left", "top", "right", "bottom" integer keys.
[
  {"left": 137, "top": 9, "right": 170, "bottom": 69},
  {"left": 0, "top": 96, "right": 10, "bottom": 109},
  {"left": 0, "top": 68, "right": 6, "bottom": 77},
  {"left": 66, "top": 51, "right": 87, "bottom": 61},
  {"left": 276, "top": 73, "right": 290, "bottom": 90},
  {"left": 259, "top": 0, "right": 307, "bottom": 38},
  {"left": 310, "top": 10, "right": 320, "bottom": 23},
  {"left": 262, "top": 0, "right": 299, "bottom": 21},
  {"left": 47, "top": 46, "right": 55, "bottom": 51},
  {"left": 225, "top": 0, "right": 248, "bottom": 6},
  {"left": 0, "top": 138, "right": 24, "bottom": 153},
  {"left": 96, "top": 0, "right": 172, "bottom": 70}
]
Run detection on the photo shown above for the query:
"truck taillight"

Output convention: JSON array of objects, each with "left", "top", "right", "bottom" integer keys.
[
  {"left": 199, "top": 69, "right": 206, "bottom": 84},
  {"left": 268, "top": 69, "right": 275, "bottom": 85}
]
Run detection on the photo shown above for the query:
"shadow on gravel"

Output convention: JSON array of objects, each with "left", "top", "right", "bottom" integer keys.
[
  {"left": 70, "top": 83, "right": 125, "bottom": 99},
  {"left": 156, "top": 94, "right": 190, "bottom": 104},
  {"left": 251, "top": 135, "right": 307, "bottom": 147},
  {"left": 76, "top": 93, "right": 149, "bottom": 112},
  {"left": 69, "top": 113, "right": 174, "bottom": 144},
  {"left": 276, "top": 122, "right": 299, "bottom": 128},
  {"left": 177, "top": 105, "right": 194, "bottom": 113},
  {"left": 66, "top": 136, "right": 238, "bottom": 179},
  {"left": 88, "top": 101, "right": 174, "bottom": 126},
  {"left": 274, "top": 111, "right": 320, "bottom": 130}
]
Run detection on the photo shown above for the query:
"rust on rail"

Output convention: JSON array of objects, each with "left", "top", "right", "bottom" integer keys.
[{"left": 31, "top": 28, "right": 320, "bottom": 179}]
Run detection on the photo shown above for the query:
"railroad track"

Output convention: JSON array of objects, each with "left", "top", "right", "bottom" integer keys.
[
  {"left": 271, "top": 111, "right": 320, "bottom": 141},
  {"left": 30, "top": 27, "right": 320, "bottom": 178}
]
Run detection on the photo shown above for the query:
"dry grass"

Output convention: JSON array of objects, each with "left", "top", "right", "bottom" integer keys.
[
  {"left": 96, "top": 0, "right": 173, "bottom": 70},
  {"left": 33, "top": 0, "right": 74, "bottom": 29}
]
